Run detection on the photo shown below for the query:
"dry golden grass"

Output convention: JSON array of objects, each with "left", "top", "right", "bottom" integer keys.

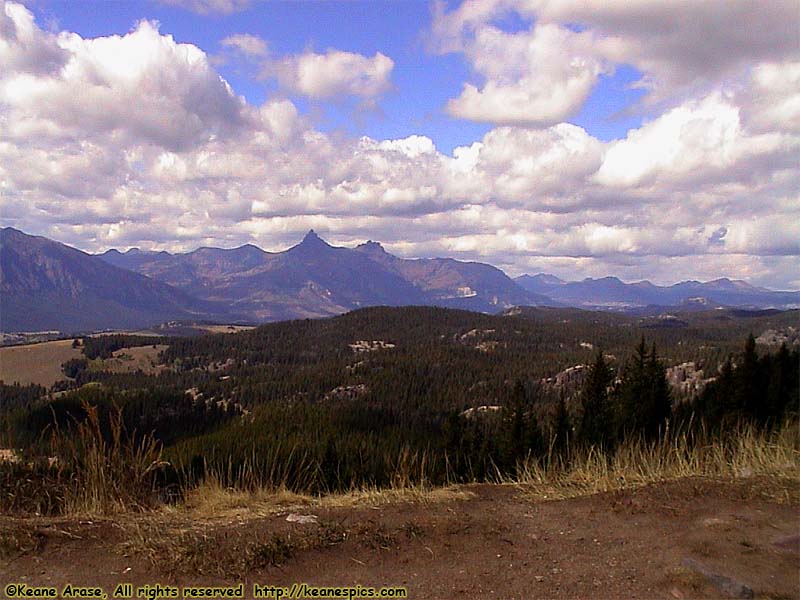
[
  {"left": 192, "top": 325, "right": 255, "bottom": 334},
  {"left": 176, "top": 423, "right": 799, "bottom": 523},
  {"left": 7, "top": 419, "right": 798, "bottom": 585},
  {"left": 52, "top": 403, "right": 167, "bottom": 515},
  {"left": 118, "top": 494, "right": 433, "bottom": 578},
  {"left": 9, "top": 401, "right": 798, "bottom": 524},
  {"left": 0, "top": 339, "right": 81, "bottom": 386},
  {"left": 89, "top": 344, "right": 167, "bottom": 374},
  {"left": 511, "top": 421, "right": 800, "bottom": 502},
  {"left": 181, "top": 474, "right": 473, "bottom": 523}
]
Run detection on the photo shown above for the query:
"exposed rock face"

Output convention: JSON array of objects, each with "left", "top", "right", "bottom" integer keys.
[
  {"left": 541, "top": 364, "right": 588, "bottom": 396},
  {"left": 460, "top": 405, "right": 502, "bottom": 419},
  {"left": 756, "top": 327, "right": 799, "bottom": 346},
  {"left": 323, "top": 384, "right": 369, "bottom": 402},
  {"left": 349, "top": 340, "right": 396, "bottom": 353},
  {"left": 666, "top": 362, "right": 717, "bottom": 398},
  {"left": 541, "top": 359, "right": 723, "bottom": 403}
]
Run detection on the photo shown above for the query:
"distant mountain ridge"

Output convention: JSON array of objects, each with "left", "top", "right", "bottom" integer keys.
[
  {"left": 2, "top": 226, "right": 797, "bottom": 333},
  {"left": 97, "top": 229, "right": 553, "bottom": 322},
  {"left": 515, "top": 273, "right": 799, "bottom": 311},
  {"left": 0, "top": 227, "right": 233, "bottom": 332}
]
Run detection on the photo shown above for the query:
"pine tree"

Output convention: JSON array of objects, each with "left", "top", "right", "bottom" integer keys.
[
  {"left": 644, "top": 343, "right": 671, "bottom": 438},
  {"left": 765, "top": 343, "right": 796, "bottom": 426},
  {"left": 695, "top": 355, "right": 734, "bottom": 430},
  {"left": 553, "top": 394, "right": 571, "bottom": 455},
  {"left": 613, "top": 338, "right": 671, "bottom": 441},
  {"left": 735, "top": 334, "right": 760, "bottom": 419},
  {"left": 615, "top": 337, "right": 648, "bottom": 438},
  {"left": 579, "top": 350, "right": 614, "bottom": 449},
  {"left": 502, "top": 379, "right": 528, "bottom": 468}
]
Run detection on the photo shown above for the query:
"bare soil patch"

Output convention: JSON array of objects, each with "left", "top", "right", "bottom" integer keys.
[{"left": 2, "top": 477, "right": 798, "bottom": 599}]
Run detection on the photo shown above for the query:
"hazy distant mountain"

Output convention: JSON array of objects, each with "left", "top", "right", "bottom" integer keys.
[
  {"left": 355, "top": 240, "right": 554, "bottom": 312},
  {"left": 98, "top": 230, "right": 551, "bottom": 321},
  {"left": 0, "top": 228, "right": 222, "bottom": 332},
  {"left": 99, "top": 247, "right": 173, "bottom": 272},
  {"left": 102, "top": 243, "right": 271, "bottom": 296},
  {"left": 4, "top": 226, "right": 795, "bottom": 333},
  {"left": 515, "top": 273, "right": 800, "bottom": 310},
  {"left": 516, "top": 273, "right": 566, "bottom": 288}
]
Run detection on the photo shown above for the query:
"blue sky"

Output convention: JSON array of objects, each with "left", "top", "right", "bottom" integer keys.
[
  {"left": 28, "top": 0, "right": 644, "bottom": 153},
  {"left": 2, "top": 0, "right": 798, "bottom": 288}
]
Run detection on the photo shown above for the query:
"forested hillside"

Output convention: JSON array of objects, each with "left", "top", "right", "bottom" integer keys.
[{"left": 1, "top": 306, "right": 797, "bottom": 510}]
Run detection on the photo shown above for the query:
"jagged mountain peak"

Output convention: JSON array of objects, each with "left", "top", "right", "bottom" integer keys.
[
  {"left": 303, "top": 229, "right": 326, "bottom": 243},
  {"left": 6, "top": 228, "right": 797, "bottom": 333},
  {"left": 290, "top": 229, "right": 334, "bottom": 252},
  {"left": 357, "top": 240, "right": 387, "bottom": 254}
]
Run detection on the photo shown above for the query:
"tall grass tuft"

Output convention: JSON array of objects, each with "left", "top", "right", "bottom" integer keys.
[
  {"left": 52, "top": 402, "right": 168, "bottom": 514},
  {"left": 4, "top": 411, "right": 797, "bottom": 517},
  {"left": 512, "top": 419, "right": 799, "bottom": 500}
]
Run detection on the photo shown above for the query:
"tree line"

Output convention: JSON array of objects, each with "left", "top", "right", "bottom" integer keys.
[{"left": 1, "top": 307, "right": 797, "bottom": 502}]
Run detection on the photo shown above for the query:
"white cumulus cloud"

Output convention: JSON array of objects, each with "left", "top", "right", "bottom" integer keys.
[
  {"left": 445, "top": 23, "right": 608, "bottom": 126},
  {"left": 159, "top": 0, "right": 250, "bottom": 15},
  {"left": 1, "top": 1, "right": 798, "bottom": 289},
  {"left": 268, "top": 49, "right": 394, "bottom": 102},
  {"left": 220, "top": 33, "right": 267, "bottom": 58}
]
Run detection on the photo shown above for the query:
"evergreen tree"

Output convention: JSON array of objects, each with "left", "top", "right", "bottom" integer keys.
[
  {"left": 613, "top": 338, "right": 671, "bottom": 440},
  {"left": 500, "top": 380, "right": 545, "bottom": 471},
  {"left": 524, "top": 402, "right": 545, "bottom": 462},
  {"left": 694, "top": 355, "right": 733, "bottom": 429},
  {"left": 553, "top": 394, "right": 571, "bottom": 455},
  {"left": 735, "top": 334, "right": 760, "bottom": 418},
  {"left": 644, "top": 343, "right": 671, "bottom": 438},
  {"left": 502, "top": 379, "right": 528, "bottom": 468},
  {"left": 763, "top": 343, "right": 797, "bottom": 426},
  {"left": 579, "top": 350, "right": 614, "bottom": 449},
  {"left": 615, "top": 337, "right": 649, "bottom": 438}
]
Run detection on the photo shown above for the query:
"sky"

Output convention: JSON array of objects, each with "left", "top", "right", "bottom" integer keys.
[{"left": 0, "top": 0, "right": 798, "bottom": 289}]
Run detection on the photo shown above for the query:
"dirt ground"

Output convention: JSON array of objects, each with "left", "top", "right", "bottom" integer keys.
[
  {"left": 0, "top": 340, "right": 81, "bottom": 386},
  {"left": 1, "top": 477, "right": 798, "bottom": 599}
]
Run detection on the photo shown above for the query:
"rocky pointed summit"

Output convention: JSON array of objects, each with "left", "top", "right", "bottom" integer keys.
[
  {"left": 289, "top": 229, "right": 334, "bottom": 256},
  {"left": 7, "top": 227, "right": 795, "bottom": 333},
  {"left": 98, "top": 229, "right": 552, "bottom": 322},
  {"left": 301, "top": 229, "right": 328, "bottom": 246},
  {"left": 356, "top": 240, "right": 387, "bottom": 255}
]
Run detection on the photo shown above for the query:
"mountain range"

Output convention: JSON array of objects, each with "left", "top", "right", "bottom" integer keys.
[
  {"left": 514, "top": 274, "right": 800, "bottom": 311},
  {"left": 1, "top": 227, "right": 797, "bottom": 333},
  {"left": 0, "top": 227, "right": 227, "bottom": 332}
]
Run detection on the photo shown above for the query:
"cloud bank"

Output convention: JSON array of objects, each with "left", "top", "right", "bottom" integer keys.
[{"left": 0, "top": 1, "right": 798, "bottom": 289}]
